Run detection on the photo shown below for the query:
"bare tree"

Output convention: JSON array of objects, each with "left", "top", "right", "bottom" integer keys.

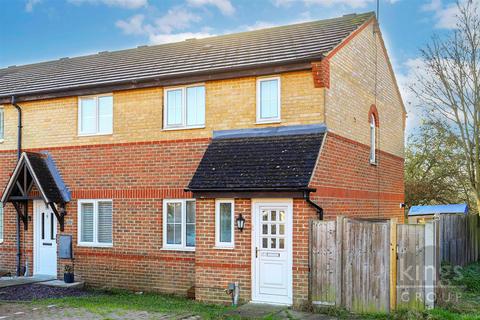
[{"left": 411, "top": 0, "right": 480, "bottom": 214}]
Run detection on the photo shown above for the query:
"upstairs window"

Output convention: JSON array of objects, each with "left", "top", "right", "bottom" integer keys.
[
  {"left": 78, "top": 95, "right": 113, "bottom": 136},
  {"left": 0, "top": 107, "right": 4, "bottom": 140},
  {"left": 370, "top": 114, "right": 376, "bottom": 164},
  {"left": 164, "top": 85, "right": 205, "bottom": 129},
  {"left": 78, "top": 200, "right": 113, "bottom": 247},
  {"left": 257, "top": 77, "right": 281, "bottom": 123},
  {"left": 163, "top": 199, "right": 196, "bottom": 250}
]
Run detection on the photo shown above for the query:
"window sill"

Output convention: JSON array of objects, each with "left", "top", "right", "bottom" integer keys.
[
  {"left": 370, "top": 160, "right": 378, "bottom": 166},
  {"left": 77, "top": 132, "right": 113, "bottom": 137},
  {"left": 162, "top": 126, "right": 205, "bottom": 131},
  {"left": 77, "top": 243, "right": 113, "bottom": 248},
  {"left": 161, "top": 247, "right": 195, "bottom": 252},
  {"left": 213, "top": 246, "right": 235, "bottom": 250},
  {"left": 0, "top": 139, "right": 4, "bottom": 144},
  {"left": 255, "top": 120, "right": 281, "bottom": 125}
]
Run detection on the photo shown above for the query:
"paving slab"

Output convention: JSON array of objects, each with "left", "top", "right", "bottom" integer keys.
[
  {"left": 0, "top": 276, "right": 55, "bottom": 288},
  {"left": 37, "top": 280, "right": 85, "bottom": 289},
  {"left": 277, "top": 309, "right": 339, "bottom": 319},
  {"left": 226, "top": 303, "right": 287, "bottom": 318}
]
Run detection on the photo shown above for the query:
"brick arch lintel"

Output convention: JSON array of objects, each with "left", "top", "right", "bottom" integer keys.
[{"left": 368, "top": 104, "right": 380, "bottom": 127}]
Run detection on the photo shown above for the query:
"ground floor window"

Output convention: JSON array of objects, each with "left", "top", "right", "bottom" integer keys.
[
  {"left": 215, "top": 199, "right": 234, "bottom": 248},
  {"left": 163, "top": 199, "right": 195, "bottom": 250},
  {"left": 77, "top": 200, "right": 113, "bottom": 247}
]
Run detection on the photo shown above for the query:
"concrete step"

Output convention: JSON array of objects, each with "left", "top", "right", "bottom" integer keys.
[{"left": 37, "top": 280, "right": 85, "bottom": 289}]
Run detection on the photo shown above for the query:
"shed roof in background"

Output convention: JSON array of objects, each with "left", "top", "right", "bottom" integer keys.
[{"left": 408, "top": 204, "right": 469, "bottom": 216}]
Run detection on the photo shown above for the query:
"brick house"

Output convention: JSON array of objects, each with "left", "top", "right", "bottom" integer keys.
[{"left": 0, "top": 12, "right": 405, "bottom": 306}]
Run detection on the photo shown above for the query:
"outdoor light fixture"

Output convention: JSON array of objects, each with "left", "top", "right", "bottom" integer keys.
[{"left": 236, "top": 214, "right": 245, "bottom": 232}]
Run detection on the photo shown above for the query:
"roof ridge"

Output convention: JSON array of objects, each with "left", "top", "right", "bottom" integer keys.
[{"left": 0, "top": 12, "right": 374, "bottom": 72}]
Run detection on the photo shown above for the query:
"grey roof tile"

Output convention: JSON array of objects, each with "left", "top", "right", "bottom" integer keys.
[{"left": 0, "top": 12, "right": 374, "bottom": 99}]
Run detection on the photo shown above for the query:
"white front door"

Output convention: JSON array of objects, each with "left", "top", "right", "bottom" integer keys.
[
  {"left": 34, "top": 201, "right": 57, "bottom": 276},
  {"left": 252, "top": 200, "right": 293, "bottom": 305}
]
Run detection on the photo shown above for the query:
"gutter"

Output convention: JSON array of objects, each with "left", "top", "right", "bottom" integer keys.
[
  {"left": 0, "top": 58, "right": 321, "bottom": 104},
  {"left": 186, "top": 187, "right": 316, "bottom": 192},
  {"left": 11, "top": 96, "right": 23, "bottom": 276},
  {"left": 304, "top": 191, "right": 324, "bottom": 220}
]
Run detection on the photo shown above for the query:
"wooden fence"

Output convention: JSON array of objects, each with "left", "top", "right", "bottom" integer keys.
[
  {"left": 310, "top": 214, "right": 480, "bottom": 312},
  {"left": 439, "top": 214, "right": 480, "bottom": 266},
  {"left": 310, "top": 217, "right": 391, "bottom": 313}
]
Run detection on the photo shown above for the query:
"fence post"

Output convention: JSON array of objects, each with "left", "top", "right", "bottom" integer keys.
[
  {"left": 424, "top": 221, "right": 436, "bottom": 309},
  {"left": 389, "top": 218, "right": 397, "bottom": 311},
  {"left": 335, "top": 216, "right": 344, "bottom": 307}
]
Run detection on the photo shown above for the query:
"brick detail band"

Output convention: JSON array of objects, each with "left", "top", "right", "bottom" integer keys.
[
  {"left": 327, "top": 131, "right": 404, "bottom": 162},
  {"left": 74, "top": 251, "right": 195, "bottom": 262},
  {"left": 195, "top": 262, "right": 251, "bottom": 269},
  {"left": 0, "top": 137, "right": 212, "bottom": 154},
  {"left": 313, "top": 186, "right": 403, "bottom": 201},
  {"left": 72, "top": 188, "right": 191, "bottom": 199}
]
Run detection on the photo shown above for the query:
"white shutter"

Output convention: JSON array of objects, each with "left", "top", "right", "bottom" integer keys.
[
  {"left": 81, "top": 203, "right": 94, "bottom": 242},
  {"left": 97, "top": 201, "right": 112, "bottom": 244}
]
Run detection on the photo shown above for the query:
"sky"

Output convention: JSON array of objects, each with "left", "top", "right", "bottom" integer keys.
[{"left": 0, "top": 0, "right": 463, "bottom": 134}]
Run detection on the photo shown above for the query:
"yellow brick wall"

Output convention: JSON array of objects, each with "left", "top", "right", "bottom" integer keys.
[
  {"left": 325, "top": 21, "right": 405, "bottom": 157},
  {"left": 0, "top": 70, "right": 324, "bottom": 150}
]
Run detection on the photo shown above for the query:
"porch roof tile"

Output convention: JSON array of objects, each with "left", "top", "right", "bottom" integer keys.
[{"left": 188, "top": 124, "right": 326, "bottom": 192}]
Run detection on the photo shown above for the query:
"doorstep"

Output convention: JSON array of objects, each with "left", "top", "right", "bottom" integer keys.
[
  {"left": 0, "top": 275, "right": 56, "bottom": 288},
  {"left": 37, "top": 280, "right": 85, "bottom": 289}
]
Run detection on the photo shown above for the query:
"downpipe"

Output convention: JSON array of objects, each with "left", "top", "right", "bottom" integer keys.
[
  {"left": 11, "top": 96, "right": 23, "bottom": 276},
  {"left": 304, "top": 191, "right": 323, "bottom": 220}
]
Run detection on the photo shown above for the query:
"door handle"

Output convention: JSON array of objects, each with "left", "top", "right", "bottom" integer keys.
[{"left": 42, "top": 243, "right": 52, "bottom": 246}]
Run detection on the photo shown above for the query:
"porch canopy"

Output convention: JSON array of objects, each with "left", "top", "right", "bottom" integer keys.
[
  {"left": 1, "top": 152, "right": 71, "bottom": 231},
  {"left": 187, "top": 124, "right": 326, "bottom": 198}
]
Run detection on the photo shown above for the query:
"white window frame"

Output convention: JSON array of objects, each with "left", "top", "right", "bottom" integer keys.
[
  {"left": 0, "top": 106, "right": 4, "bottom": 142},
  {"left": 162, "top": 199, "right": 196, "bottom": 251},
  {"left": 163, "top": 84, "right": 205, "bottom": 130},
  {"left": 370, "top": 114, "right": 376, "bottom": 164},
  {"left": 78, "top": 94, "right": 113, "bottom": 136},
  {"left": 77, "top": 199, "right": 113, "bottom": 247},
  {"left": 215, "top": 199, "right": 235, "bottom": 249},
  {"left": 256, "top": 76, "right": 281, "bottom": 124}
]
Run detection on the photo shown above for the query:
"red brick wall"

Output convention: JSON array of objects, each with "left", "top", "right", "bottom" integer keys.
[
  {"left": 309, "top": 132, "right": 405, "bottom": 220},
  {"left": 0, "top": 138, "right": 209, "bottom": 295},
  {"left": 194, "top": 198, "right": 252, "bottom": 304},
  {"left": 0, "top": 132, "right": 404, "bottom": 306}
]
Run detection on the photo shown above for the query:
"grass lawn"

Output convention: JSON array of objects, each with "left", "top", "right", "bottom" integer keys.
[
  {"left": 31, "top": 262, "right": 480, "bottom": 320},
  {"left": 35, "top": 290, "right": 239, "bottom": 319},
  {"left": 359, "top": 262, "right": 480, "bottom": 320}
]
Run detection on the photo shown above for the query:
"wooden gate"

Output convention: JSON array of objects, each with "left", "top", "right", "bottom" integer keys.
[
  {"left": 342, "top": 218, "right": 391, "bottom": 313},
  {"left": 310, "top": 220, "right": 337, "bottom": 306},
  {"left": 310, "top": 217, "right": 391, "bottom": 313},
  {"left": 396, "top": 221, "right": 439, "bottom": 310}
]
